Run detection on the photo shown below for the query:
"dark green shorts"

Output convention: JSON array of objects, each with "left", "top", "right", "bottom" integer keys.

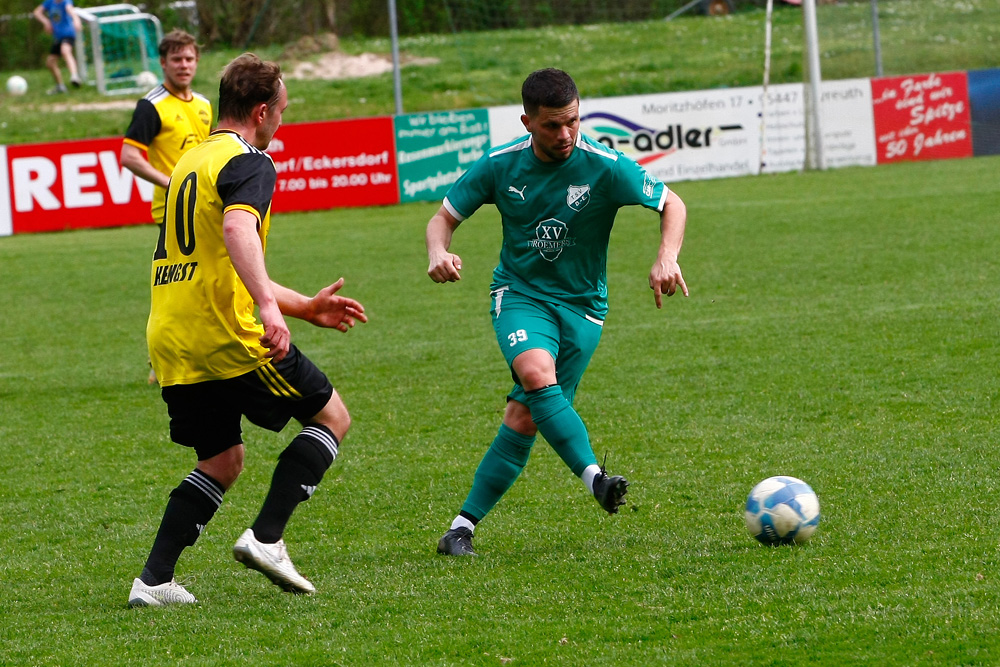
[{"left": 490, "top": 287, "right": 603, "bottom": 405}]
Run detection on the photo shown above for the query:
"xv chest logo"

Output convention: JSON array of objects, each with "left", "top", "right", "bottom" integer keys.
[
  {"left": 567, "top": 184, "right": 591, "bottom": 211},
  {"left": 528, "top": 218, "right": 575, "bottom": 262},
  {"left": 508, "top": 185, "right": 526, "bottom": 200}
]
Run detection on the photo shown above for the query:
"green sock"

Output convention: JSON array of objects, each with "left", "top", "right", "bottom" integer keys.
[
  {"left": 525, "top": 384, "right": 598, "bottom": 476},
  {"left": 461, "top": 424, "right": 535, "bottom": 520}
]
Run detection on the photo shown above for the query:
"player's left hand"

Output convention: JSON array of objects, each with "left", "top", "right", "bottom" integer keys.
[
  {"left": 649, "top": 258, "right": 688, "bottom": 309},
  {"left": 306, "top": 278, "right": 368, "bottom": 332}
]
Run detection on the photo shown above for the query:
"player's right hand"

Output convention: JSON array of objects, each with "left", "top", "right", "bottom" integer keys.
[
  {"left": 258, "top": 303, "right": 291, "bottom": 361},
  {"left": 427, "top": 252, "right": 463, "bottom": 283}
]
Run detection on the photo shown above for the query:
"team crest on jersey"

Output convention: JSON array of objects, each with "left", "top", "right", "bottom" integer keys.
[
  {"left": 566, "top": 184, "right": 591, "bottom": 212},
  {"left": 528, "top": 218, "right": 576, "bottom": 262}
]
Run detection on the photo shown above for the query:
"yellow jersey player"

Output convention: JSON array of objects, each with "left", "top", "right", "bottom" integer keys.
[
  {"left": 121, "top": 29, "right": 211, "bottom": 384},
  {"left": 121, "top": 29, "right": 212, "bottom": 225},
  {"left": 128, "top": 54, "right": 367, "bottom": 607}
]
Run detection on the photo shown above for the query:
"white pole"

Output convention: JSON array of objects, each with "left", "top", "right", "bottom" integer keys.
[
  {"left": 870, "top": 0, "right": 883, "bottom": 77},
  {"left": 388, "top": 0, "right": 404, "bottom": 115},
  {"left": 802, "top": 0, "right": 825, "bottom": 170},
  {"left": 760, "top": 0, "right": 774, "bottom": 172}
]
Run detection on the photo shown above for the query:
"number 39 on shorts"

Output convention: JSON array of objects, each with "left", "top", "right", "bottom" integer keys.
[{"left": 507, "top": 329, "right": 528, "bottom": 347}]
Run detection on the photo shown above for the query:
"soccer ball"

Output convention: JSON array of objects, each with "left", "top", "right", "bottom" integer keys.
[
  {"left": 136, "top": 71, "right": 159, "bottom": 89},
  {"left": 744, "top": 476, "right": 820, "bottom": 545},
  {"left": 7, "top": 75, "right": 28, "bottom": 96}
]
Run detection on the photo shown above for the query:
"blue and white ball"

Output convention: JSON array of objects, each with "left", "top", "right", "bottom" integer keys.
[{"left": 744, "top": 476, "right": 820, "bottom": 545}]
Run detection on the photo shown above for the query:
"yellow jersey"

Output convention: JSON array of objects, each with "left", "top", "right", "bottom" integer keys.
[
  {"left": 123, "top": 84, "right": 213, "bottom": 222},
  {"left": 147, "top": 130, "right": 276, "bottom": 386}
]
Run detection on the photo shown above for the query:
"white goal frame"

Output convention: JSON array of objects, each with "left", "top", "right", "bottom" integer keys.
[{"left": 75, "top": 4, "right": 164, "bottom": 96}]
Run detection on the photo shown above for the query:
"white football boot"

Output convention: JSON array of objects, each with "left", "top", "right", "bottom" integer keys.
[
  {"left": 233, "top": 528, "right": 316, "bottom": 594},
  {"left": 128, "top": 578, "right": 197, "bottom": 607}
]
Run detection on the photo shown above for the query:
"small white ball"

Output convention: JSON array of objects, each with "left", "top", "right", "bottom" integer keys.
[
  {"left": 7, "top": 75, "right": 28, "bottom": 96},
  {"left": 136, "top": 71, "right": 159, "bottom": 89}
]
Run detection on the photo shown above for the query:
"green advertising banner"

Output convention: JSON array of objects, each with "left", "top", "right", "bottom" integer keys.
[{"left": 394, "top": 109, "right": 490, "bottom": 203}]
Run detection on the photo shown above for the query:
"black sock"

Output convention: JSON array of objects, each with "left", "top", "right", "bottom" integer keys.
[
  {"left": 251, "top": 425, "right": 338, "bottom": 544},
  {"left": 140, "top": 469, "right": 224, "bottom": 586}
]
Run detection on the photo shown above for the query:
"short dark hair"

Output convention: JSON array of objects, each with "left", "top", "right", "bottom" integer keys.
[
  {"left": 521, "top": 68, "right": 579, "bottom": 116},
  {"left": 218, "top": 53, "right": 283, "bottom": 125},
  {"left": 158, "top": 29, "right": 199, "bottom": 59}
]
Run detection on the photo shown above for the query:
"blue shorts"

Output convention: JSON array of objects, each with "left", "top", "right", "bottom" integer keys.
[{"left": 490, "top": 287, "right": 604, "bottom": 405}]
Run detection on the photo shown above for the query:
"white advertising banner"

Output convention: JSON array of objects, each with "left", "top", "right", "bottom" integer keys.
[
  {"left": 489, "top": 80, "right": 876, "bottom": 182},
  {"left": 490, "top": 90, "right": 760, "bottom": 183},
  {"left": 581, "top": 88, "right": 761, "bottom": 183},
  {"left": 487, "top": 104, "right": 528, "bottom": 148},
  {"left": 759, "top": 83, "right": 807, "bottom": 174},
  {"left": 760, "top": 79, "right": 877, "bottom": 172},
  {"left": 819, "top": 78, "right": 877, "bottom": 169}
]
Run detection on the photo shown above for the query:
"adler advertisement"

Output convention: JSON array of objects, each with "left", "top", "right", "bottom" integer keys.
[
  {"left": 489, "top": 90, "right": 759, "bottom": 184},
  {"left": 487, "top": 81, "right": 875, "bottom": 184}
]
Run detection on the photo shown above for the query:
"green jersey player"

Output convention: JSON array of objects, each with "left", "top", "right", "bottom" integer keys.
[{"left": 426, "top": 68, "right": 688, "bottom": 556}]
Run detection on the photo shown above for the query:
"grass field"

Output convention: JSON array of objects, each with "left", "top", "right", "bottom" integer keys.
[{"left": 2, "top": 153, "right": 999, "bottom": 665}]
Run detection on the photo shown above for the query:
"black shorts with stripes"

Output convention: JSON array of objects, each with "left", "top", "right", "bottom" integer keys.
[{"left": 160, "top": 344, "right": 334, "bottom": 460}]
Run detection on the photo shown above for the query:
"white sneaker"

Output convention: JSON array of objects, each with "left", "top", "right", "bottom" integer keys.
[
  {"left": 128, "top": 577, "right": 197, "bottom": 607},
  {"left": 233, "top": 528, "right": 315, "bottom": 594}
]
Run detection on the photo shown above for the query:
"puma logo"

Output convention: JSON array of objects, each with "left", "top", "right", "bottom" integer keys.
[{"left": 508, "top": 185, "right": 526, "bottom": 200}]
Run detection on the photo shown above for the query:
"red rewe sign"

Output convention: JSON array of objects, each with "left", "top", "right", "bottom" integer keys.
[
  {"left": 6, "top": 137, "right": 153, "bottom": 234},
  {"left": 871, "top": 72, "right": 973, "bottom": 164},
  {"left": 267, "top": 117, "right": 399, "bottom": 212}
]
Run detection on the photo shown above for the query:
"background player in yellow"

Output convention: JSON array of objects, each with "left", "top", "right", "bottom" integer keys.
[
  {"left": 121, "top": 29, "right": 212, "bottom": 225},
  {"left": 121, "top": 29, "right": 211, "bottom": 383},
  {"left": 128, "top": 53, "right": 367, "bottom": 607}
]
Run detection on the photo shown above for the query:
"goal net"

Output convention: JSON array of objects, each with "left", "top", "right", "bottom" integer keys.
[{"left": 75, "top": 4, "right": 164, "bottom": 95}]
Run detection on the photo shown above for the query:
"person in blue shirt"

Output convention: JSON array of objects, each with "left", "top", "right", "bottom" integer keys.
[
  {"left": 32, "top": 0, "right": 82, "bottom": 94},
  {"left": 426, "top": 68, "right": 688, "bottom": 556}
]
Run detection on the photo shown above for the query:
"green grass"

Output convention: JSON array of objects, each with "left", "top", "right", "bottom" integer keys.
[
  {"left": 2, "top": 154, "right": 999, "bottom": 664},
  {"left": 2, "top": 0, "right": 999, "bottom": 144}
]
